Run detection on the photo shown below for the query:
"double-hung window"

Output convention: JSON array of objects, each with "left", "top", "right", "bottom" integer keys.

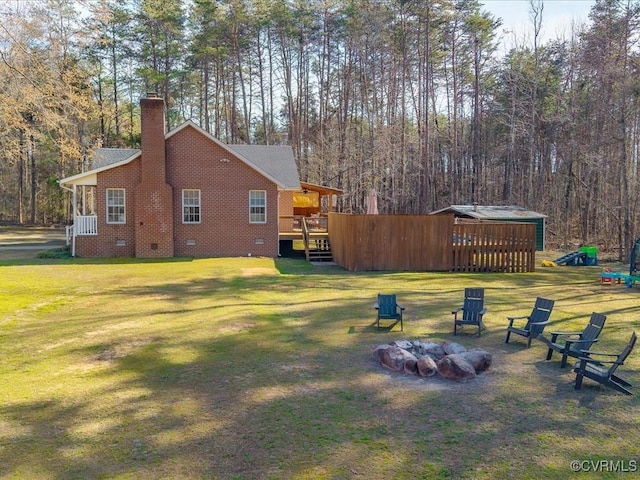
[
  {"left": 183, "top": 189, "right": 201, "bottom": 224},
  {"left": 106, "top": 188, "right": 126, "bottom": 224},
  {"left": 249, "top": 190, "right": 266, "bottom": 224}
]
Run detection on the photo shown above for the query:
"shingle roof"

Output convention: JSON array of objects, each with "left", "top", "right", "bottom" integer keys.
[
  {"left": 92, "top": 148, "right": 140, "bottom": 169},
  {"left": 63, "top": 130, "right": 301, "bottom": 190},
  {"left": 226, "top": 144, "right": 300, "bottom": 190}
]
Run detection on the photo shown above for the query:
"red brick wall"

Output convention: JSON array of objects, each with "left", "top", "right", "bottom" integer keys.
[
  {"left": 167, "top": 127, "right": 279, "bottom": 257},
  {"left": 135, "top": 98, "right": 174, "bottom": 257},
  {"left": 134, "top": 180, "right": 174, "bottom": 258},
  {"left": 77, "top": 119, "right": 283, "bottom": 258},
  {"left": 75, "top": 235, "right": 98, "bottom": 257}
]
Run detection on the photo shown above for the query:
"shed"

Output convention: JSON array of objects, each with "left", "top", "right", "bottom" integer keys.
[{"left": 430, "top": 205, "right": 547, "bottom": 251}]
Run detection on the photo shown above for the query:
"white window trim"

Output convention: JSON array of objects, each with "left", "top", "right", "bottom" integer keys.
[
  {"left": 182, "top": 189, "right": 201, "bottom": 224},
  {"left": 249, "top": 190, "right": 267, "bottom": 224},
  {"left": 106, "top": 188, "right": 126, "bottom": 224}
]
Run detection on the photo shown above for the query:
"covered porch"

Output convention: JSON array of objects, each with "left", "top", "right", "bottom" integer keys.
[
  {"left": 60, "top": 181, "right": 98, "bottom": 256},
  {"left": 278, "top": 182, "right": 343, "bottom": 262},
  {"left": 278, "top": 182, "right": 343, "bottom": 240}
]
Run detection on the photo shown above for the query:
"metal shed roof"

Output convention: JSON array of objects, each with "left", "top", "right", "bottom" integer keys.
[{"left": 430, "top": 205, "right": 547, "bottom": 220}]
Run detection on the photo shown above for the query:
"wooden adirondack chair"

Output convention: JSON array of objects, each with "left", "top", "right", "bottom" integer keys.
[
  {"left": 452, "top": 288, "right": 487, "bottom": 336},
  {"left": 574, "top": 331, "right": 636, "bottom": 395},
  {"left": 505, "top": 297, "right": 555, "bottom": 347},
  {"left": 538, "top": 312, "right": 606, "bottom": 367},
  {"left": 375, "top": 294, "right": 404, "bottom": 331}
]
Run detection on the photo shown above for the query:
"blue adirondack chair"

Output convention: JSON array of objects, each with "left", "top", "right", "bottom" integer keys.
[
  {"left": 375, "top": 294, "right": 404, "bottom": 331},
  {"left": 505, "top": 297, "right": 554, "bottom": 347},
  {"left": 574, "top": 331, "right": 636, "bottom": 395},
  {"left": 538, "top": 312, "right": 606, "bottom": 367},
  {"left": 452, "top": 288, "right": 487, "bottom": 336}
]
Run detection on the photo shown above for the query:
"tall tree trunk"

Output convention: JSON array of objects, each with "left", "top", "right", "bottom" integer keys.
[
  {"left": 18, "top": 129, "right": 25, "bottom": 224},
  {"left": 29, "top": 134, "right": 36, "bottom": 224}
]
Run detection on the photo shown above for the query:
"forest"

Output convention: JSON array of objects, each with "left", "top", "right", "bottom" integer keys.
[{"left": 0, "top": 0, "right": 639, "bottom": 257}]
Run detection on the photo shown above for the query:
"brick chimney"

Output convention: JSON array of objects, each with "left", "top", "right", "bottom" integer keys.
[{"left": 134, "top": 95, "right": 174, "bottom": 257}]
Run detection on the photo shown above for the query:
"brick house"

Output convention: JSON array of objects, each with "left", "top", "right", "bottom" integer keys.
[{"left": 59, "top": 96, "right": 304, "bottom": 258}]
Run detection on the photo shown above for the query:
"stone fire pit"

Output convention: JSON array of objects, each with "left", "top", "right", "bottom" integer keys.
[{"left": 373, "top": 340, "right": 492, "bottom": 381}]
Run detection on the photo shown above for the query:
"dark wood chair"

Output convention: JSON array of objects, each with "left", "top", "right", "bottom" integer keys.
[
  {"left": 452, "top": 288, "right": 487, "bottom": 336},
  {"left": 375, "top": 294, "right": 404, "bottom": 331},
  {"left": 538, "top": 312, "right": 606, "bottom": 367},
  {"left": 574, "top": 331, "right": 636, "bottom": 395},
  {"left": 505, "top": 297, "right": 554, "bottom": 347}
]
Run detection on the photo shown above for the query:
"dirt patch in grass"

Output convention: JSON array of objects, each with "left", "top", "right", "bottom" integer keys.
[
  {"left": 218, "top": 321, "right": 258, "bottom": 334},
  {"left": 94, "top": 337, "right": 160, "bottom": 362}
]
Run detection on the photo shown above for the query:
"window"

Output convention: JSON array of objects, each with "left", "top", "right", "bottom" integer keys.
[
  {"left": 183, "top": 189, "right": 201, "bottom": 224},
  {"left": 106, "top": 188, "right": 125, "bottom": 224},
  {"left": 249, "top": 190, "right": 266, "bottom": 223}
]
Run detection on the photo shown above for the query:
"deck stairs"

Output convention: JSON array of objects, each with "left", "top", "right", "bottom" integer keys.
[{"left": 302, "top": 218, "right": 333, "bottom": 263}]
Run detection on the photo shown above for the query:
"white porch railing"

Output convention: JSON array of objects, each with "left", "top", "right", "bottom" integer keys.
[
  {"left": 65, "top": 225, "right": 73, "bottom": 245},
  {"left": 75, "top": 215, "right": 98, "bottom": 236}
]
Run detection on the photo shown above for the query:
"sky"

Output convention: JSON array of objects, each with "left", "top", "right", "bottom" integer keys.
[{"left": 480, "top": 0, "right": 596, "bottom": 50}]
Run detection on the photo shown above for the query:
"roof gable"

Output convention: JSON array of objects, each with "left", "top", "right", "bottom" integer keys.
[
  {"left": 168, "top": 121, "right": 300, "bottom": 189},
  {"left": 59, "top": 121, "right": 301, "bottom": 189}
]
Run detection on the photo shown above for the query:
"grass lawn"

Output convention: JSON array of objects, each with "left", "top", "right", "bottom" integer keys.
[{"left": 1, "top": 249, "right": 639, "bottom": 479}]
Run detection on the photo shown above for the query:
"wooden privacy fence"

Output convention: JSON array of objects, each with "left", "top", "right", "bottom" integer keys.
[
  {"left": 451, "top": 221, "right": 535, "bottom": 273},
  {"left": 328, "top": 213, "right": 535, "bottom": 272},
  {"left": 329, "top": 213, "right": 452, "bottom": 271}
]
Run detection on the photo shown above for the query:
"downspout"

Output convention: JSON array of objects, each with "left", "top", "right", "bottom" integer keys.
[{"left": 59, "top": 183, "right": 76, "bottom": 257}]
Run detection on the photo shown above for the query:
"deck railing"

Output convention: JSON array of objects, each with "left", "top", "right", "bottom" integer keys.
[
  {"left": 279, "top": 215, "right": 327, "bottom": 233},
  {"left": 306, "top": 215, "right": 328, "bottom": 232}
]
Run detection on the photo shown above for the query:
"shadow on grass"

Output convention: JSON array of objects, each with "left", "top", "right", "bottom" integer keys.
[
  {"left": 1, "top": 260, "right": 639, "bottom": 479},
  {"left": 3, "top": 327, "right": 636, "bottom": 479}
]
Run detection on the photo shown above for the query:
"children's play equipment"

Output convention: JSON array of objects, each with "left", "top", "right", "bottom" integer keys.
[
  {"left": 554, "top": 246, "right": 598, "bottom": 266},
  {"left": 600, "top": 238, "right": 640, "bottom": 288}
]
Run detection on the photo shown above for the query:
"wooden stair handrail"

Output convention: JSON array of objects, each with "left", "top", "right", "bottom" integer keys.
[{"left": 302, "top": 217, "right": 310, "bottom": 261}]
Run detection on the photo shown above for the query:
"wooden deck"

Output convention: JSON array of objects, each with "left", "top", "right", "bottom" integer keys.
[
  {"left": 279, "top": 230, "right": 329, "bottom": 240},
  {"left": 279, "top": 230, "right": 304, "bottom": 241}
]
